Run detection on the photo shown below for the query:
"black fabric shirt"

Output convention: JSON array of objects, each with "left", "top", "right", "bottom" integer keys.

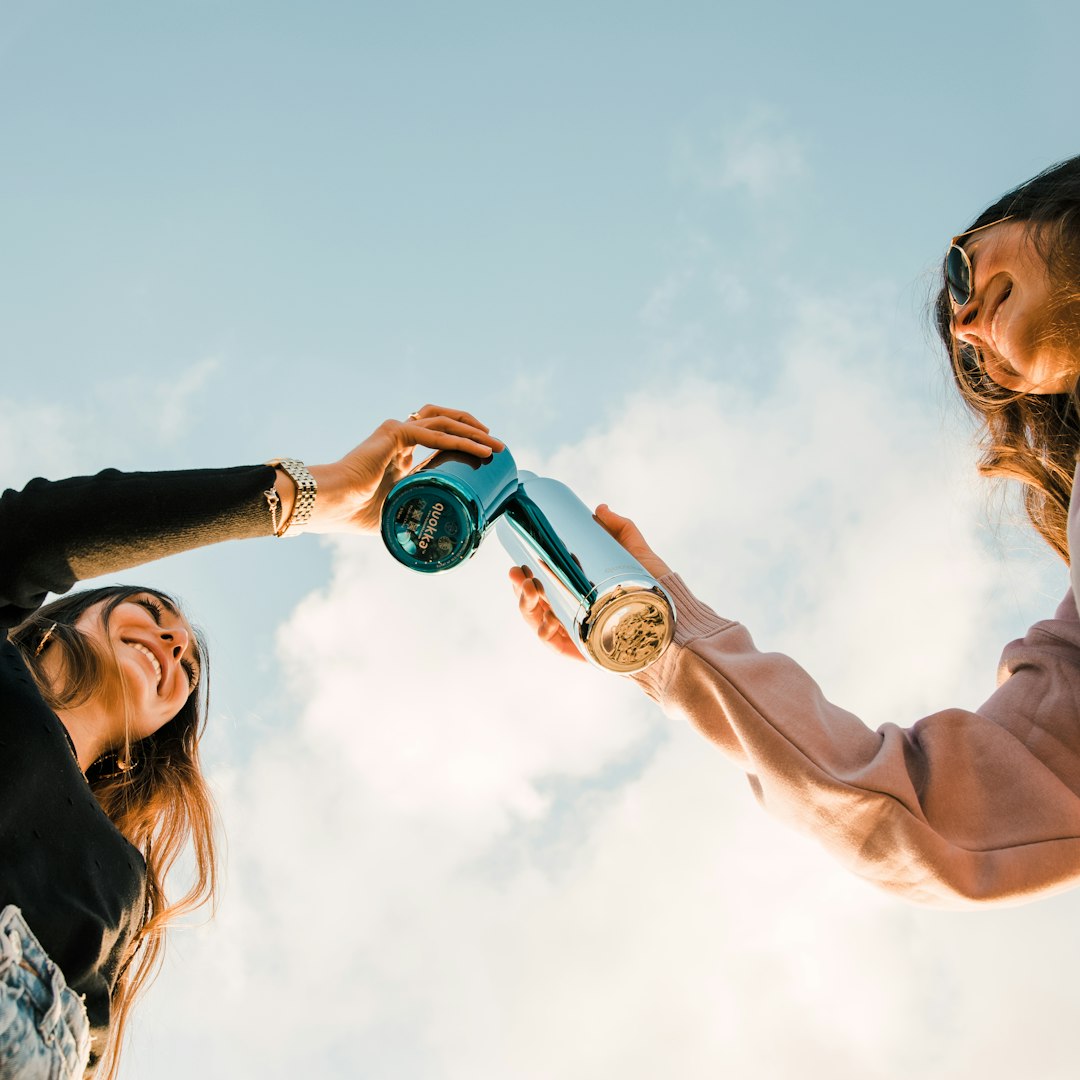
[{"left": 0, "top": 464, "right": 276, "bottom": 1064}]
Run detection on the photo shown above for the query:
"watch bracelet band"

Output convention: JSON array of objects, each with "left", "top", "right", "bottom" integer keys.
[{"left": 266, "top": 457, "right": 317, "bottom": 536}]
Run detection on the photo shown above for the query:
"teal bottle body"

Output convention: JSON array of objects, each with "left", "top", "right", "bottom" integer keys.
[{"left": 381, "top": 446, "right": 519, "bottom": 573}]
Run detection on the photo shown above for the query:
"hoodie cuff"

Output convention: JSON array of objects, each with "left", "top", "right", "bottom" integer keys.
[{"left": 629, "top": 572, "right": 737, "bottom": 699}]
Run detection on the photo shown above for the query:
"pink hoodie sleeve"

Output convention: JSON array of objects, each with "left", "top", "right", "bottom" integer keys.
[{"left": 632, "top": 575, "right": 1080, "bottom": 908}]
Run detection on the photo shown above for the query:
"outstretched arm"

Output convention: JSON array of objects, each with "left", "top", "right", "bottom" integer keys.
[
  {"left": 511, "top": 507, "right": 1080, "bottom": 907},
  {"left": 0, "top": 404, "right": 501, "bottom": 629}
]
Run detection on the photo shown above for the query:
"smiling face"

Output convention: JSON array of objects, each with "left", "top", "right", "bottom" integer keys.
[
  {"left": 950, "top": 221, "right": 1080, "bottom": 394},
  {"left": 74, "top": 592, "right": 202, "bottom": 744}
]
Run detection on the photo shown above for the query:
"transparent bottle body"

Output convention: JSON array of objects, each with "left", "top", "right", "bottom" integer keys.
[{"left": 497, "top": 473, "right": 675, "bottom": 673}]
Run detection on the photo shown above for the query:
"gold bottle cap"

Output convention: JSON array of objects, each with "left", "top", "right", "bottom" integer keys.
[{"left": 584, "top": 588, "right": 675, "bottom": 674}]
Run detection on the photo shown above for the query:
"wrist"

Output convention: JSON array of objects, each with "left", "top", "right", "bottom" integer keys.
[
  {"left": 265, "top": 458, "right": 317, "bottom": 535},
  {"left": 304, "top": 463, "right": 349, "bottom": 529},
  {"left": 273, "top": 467, "right": 298, "bottom": 524}
]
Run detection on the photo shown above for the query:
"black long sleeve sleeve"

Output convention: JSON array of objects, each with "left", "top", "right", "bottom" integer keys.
[{"left": 0, "top": 464, "right": 277, "bottom": 629}]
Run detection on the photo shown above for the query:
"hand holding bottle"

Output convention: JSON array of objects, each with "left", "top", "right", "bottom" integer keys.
[
  {"left": 508, "top": 503, "right": 673, "bottom": 663},
  {"left": 274, "top": 405, "right": 504, "bottom": 536}
]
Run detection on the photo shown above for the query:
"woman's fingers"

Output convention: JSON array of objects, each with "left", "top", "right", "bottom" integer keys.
[
  {"left": 399, "top": 413, "right": 505, "bottom": 458},
  {"left": 407, "top": 415, "right": 504, "bottom": 450},
  {"left": 512, "top": 567, "right": 545, "bottom": 622},
  {"left": 407, "top": 404, "right": 490, "bottom": 432},
  {"left": 306, "top": 407, "right": 501, "bottom": 535},
  {"left": 508, "top": 566, "right": 586, "bottom": 662}
]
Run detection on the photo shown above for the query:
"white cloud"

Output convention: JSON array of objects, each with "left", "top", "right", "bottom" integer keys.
[
  {"left": 639, "top": 268, "right": 693, "bottom": 327},
  {"left": 0, "top": 357, "right": 221, "bottom": 488},
  {"left": 151, "top": 356, "right": 221, "bottom": 442},
  {"left": 134, "top": 294, "right": 1080, "bottom": 1078},
  {"left": 672, "top": 106, "right": 807, "bottom": 200},
  {"left": 0, "top": 399, "right": 86, "bottom": 482},
  {"left": 101, "top": 354, "right": 221, "bottom": 445}
]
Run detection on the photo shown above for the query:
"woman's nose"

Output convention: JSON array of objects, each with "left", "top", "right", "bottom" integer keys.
[
  {"left": 952, "top": 298, "right": 983, "bottom": 341},
  {"left": 160, "top": 626, "right": 190, "bottom": 658}
]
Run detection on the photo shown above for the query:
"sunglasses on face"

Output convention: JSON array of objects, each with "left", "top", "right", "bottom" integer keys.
[{"left": 944, "top": 215, "right": 1014, "bottom": 307}]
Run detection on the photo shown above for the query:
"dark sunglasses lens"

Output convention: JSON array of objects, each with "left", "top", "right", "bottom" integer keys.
[{"left": 945, "top": 245, "right": 971, "bottom": 305}]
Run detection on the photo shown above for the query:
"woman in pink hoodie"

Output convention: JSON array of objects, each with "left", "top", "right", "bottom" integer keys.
[{"left": 512, "top": 155, "right": 1080, "bottom": 908}]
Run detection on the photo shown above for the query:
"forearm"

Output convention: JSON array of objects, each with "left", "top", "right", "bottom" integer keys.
[
  {"left": 634, "top": 575, "right": 1080, "bottom": 907},
  {"left": 0, "top": 465, "right": 279, "bottom": 627}
]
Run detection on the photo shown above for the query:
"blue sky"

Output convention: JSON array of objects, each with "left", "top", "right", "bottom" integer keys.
[{"left": 3, "top": 3, "right": 1080, "bottom": 1077}]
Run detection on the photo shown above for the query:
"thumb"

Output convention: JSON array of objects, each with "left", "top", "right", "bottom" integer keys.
[{"left": 594, "top": 504, "right": 673, "bottom": 579}]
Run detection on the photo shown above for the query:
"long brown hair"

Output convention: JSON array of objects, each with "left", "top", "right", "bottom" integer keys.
[
  {"left": 10, "top": 586, "right": 219, "bottom": 1080},
  {"left": 933, "top": 155, "right": 1080, "bottom": 561}
]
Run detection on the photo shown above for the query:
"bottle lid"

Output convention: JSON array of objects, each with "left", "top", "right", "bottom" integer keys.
[
  {"left": 584, "top": 588, "right": 675, "bottom": 673},
  {"left": 382, "top": 482, "right": 479, "bottom": 572}
]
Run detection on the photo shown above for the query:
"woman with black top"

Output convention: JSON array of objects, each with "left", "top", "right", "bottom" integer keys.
[{"left": 0, "top": 405, "right": 502, "bottom": 1079}]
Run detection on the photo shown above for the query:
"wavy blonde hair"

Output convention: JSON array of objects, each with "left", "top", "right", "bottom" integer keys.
[
  {"left": 934, "top": 155, "right": 1080, "bottom": 562},
  {"left": 10, "top": 586, "right": 219, "bottom": 1080}
]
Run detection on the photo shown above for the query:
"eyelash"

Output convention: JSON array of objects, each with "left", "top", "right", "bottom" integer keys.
[
  {"left": 134, "top": 597, "right": 200, "bottom": 690},
  {"left": 136, "top": 596, "right": 164, "bottom": 620}
]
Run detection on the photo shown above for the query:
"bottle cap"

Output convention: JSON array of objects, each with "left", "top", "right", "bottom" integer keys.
[
  {"left": 382, "top": 482, "right": 479, "bottom": 572},
  {"left": 583, "top": 587, "right": 675, "bottom": 673}
]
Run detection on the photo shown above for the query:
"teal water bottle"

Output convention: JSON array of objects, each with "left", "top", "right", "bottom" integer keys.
[{"left": 381, "top": 446, "right": 519, "bottom": 573}]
